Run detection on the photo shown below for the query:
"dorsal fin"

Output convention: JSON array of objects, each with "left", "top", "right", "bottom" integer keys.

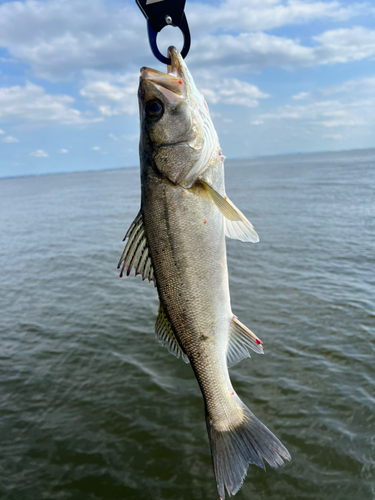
[
  {"left": 227, "top": 316, "right": 263, "bottom": 367},
  {"left": 199, "top": 180, "right": 259, "bottom": 243},
  {"left": 118, "top": 210, "right": 156, "bottom": 285},
  {"left": 155, "top": 303, "right": 189, "bottom": 363}
]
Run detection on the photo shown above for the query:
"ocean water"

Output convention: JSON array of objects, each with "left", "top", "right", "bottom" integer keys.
[{"left": 0, "top": 148, "right": 374, "bottom": 500}]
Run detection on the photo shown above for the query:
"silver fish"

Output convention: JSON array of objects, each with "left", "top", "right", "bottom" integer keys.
[{"left": 118, "top": 46, "right": 290, "bottom": 498}]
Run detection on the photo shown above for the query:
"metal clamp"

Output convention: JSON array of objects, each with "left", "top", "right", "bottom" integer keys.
[{"left": 136, "top": 0, "right": 191, "bottom": 65}]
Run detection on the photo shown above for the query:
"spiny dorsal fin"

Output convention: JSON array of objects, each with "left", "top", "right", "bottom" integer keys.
[
  {"left": 155, "top": 303, "right": 189, "bottom": 363},
  {"left": 199, "top": 180, "right": 259, "bottom": 243},
  {"left": 118, "top": 210, "right": 156, "bottom": 285},
  {"left": 227, "top": 316, "right": 264, "bottom": 367}
]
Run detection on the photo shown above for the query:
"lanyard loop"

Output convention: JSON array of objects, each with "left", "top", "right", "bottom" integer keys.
[{"left": 136, "top": 0, "right": 191, "bottom": 65}]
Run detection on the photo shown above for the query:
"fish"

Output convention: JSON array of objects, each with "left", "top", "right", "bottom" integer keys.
[{"left": 118, "top": 46, "right": 290, "bottom": 498}]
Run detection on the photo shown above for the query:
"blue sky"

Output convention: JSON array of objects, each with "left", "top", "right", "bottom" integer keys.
[{"left": 0, "top": 0, "right": 375, "bottom": 177}]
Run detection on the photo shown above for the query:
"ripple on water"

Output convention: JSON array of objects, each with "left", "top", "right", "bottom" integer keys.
[{"left": 1, "top": 152, "right": 375, "bottom": 499}]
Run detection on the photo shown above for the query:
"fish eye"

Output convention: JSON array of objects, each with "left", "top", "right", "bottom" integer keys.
[{"left": 145, "top": 99, "right": 164, "bottom": 119}]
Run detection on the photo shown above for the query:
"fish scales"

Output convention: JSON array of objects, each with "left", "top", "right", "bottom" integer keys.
[
  {"left": 143, "top": 161, "right": 235, "bottom": 421},
  {"left": 120, "top": 46, "right": 291, "bottom": 498}
]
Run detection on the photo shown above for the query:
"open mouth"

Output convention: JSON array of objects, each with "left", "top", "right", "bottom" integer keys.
[{"left": 140, "top": 47, "right": 185, "bottom": 103}]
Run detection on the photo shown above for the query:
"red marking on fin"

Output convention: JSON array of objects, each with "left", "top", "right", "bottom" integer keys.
[
  {"left": 219, "top": 149, "right": 222, "bottom": 156},
  {"left": 178, "top": 80, "right": 182, "bottom": 85},
  {"left": 256, "top": 339, "right": 262, "bottom": 345},
  {"left": 231, "top": 392, "right": 234, "bottom": 396},
  {"left": 203, "top": 219, "right": 207, "bottom": 225}
]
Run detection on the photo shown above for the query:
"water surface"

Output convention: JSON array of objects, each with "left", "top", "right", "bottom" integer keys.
[{"left": 0, "top": 148, "right": 374, "bottom": 499}]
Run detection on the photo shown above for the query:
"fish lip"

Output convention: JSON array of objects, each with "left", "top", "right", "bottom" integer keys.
[
  {"left": 167, "top": 46, "right": 181, "bottom": 76},
  {"left": 140, "top": 69, "right": 184, "bottom": 101},
  {"left": 139, "top": 46, "right": 184, "bottom": 100}
]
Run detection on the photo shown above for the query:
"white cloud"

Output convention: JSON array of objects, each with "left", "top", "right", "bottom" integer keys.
[
  {"left": 0, "top": 56, "right": 17, "bottom": 64},
  {"left": 0, "top": 0, "right": 374, "bottom": 165},
  {"left": 293, "top": 92, "right": 310, "bottom": 100},
  {"left": 30, "top": 149, "right": 48, "bottom": 157},
  {"left": 0, "top": 0, "right": 372, "bottom": 81},
  {"left": 0, "top": 82, "right": 101, "bottom": 125},
  {"left": 58, "top": 148, "right": 68, "bottom": 153},
  {"left": 240, "top": 72, "right": 375, "bottom": 154},
  {"left": 260, "top": 99, "right": 371, "bottom": 127},
  {"left": 0, "top": 0, "right": 146, "bottom": 80},
  {"left": 320, "top": 76, "right": 375, "bottom": 96},
  {"left": 80, "top": 72, "right": 139, "bottom": 116},
  {"left": 286, "top": 77, "right": 375, "bottom": 116},
  {"left": 187, "top": 0, "right": 371, "bottom": 33},
  {"left": 0, "top": 129, "right": 5, "bottom": 134},
  {"left": 320, "top": 116, "right": 366, "bottom": 128},
  {"left": 190, "top": 26, "right": 375, "bottom": 73},
  {"left": 123, "top": 134, "right": 139, "bottom": 141},
  {"left": 313, "top": 26, "right": 375, "bottom": 64},
  {"left": 2, "top": 135, "right": 19, "bottom": 143},
  {"left": 323, "top": 134, "right": 343, "bottom": 139},
  {"left": 259, "top": 74, "right": 375, "bottom": 132},
  {"left": 191, "top": 32, "right": 314, "bottom": 72},
  {"left": 91, "top": 146, "right": 100, "bottom": 151},
  {"left": 199, "top": 78, "right": 269, "bottom": 107}
]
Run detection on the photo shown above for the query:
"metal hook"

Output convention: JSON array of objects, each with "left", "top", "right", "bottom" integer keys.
[
  {"left": 147, "top": 13, "right": 190, "bottom": 65},
  {"left": 136, "top": 0, "right": 191, "bottom": 65}
]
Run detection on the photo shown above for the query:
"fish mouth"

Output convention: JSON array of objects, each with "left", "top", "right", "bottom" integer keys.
[
  {"left": 167, "top": 46, "right": 182, "bottom": 76},
  {"left": 140, "top": 46, "right": 185, "bottom": 103}
]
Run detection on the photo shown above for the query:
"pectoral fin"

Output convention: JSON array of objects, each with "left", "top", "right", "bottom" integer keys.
[
  {"left": 199, "top": 180, "right": 259, "bottom": 243},
  {"left": 118, "top": 210, "right": 156, "bottom": 285},
  {"left": 227, "top": 316, "right": 263, "bottom": 367},
  {"left": 155, "top": 303, "right": 189, "bottom": 363}
]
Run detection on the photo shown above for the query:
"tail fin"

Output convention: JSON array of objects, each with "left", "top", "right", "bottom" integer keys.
[{"left": 206, "top": 400, "right": 290, "bottom": 499}]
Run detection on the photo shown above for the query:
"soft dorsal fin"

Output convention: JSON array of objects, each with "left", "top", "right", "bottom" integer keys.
[
  {"left": 227, "top": 316, "right": 264, "bottom": 367},
  {"left": 199, "top": 180, "right": 259, "bottom": 243},
  {"left": 118, "top": 210, "right": 156, "bottom": 285},
  {"left": 155, "top": 303, "right": 189, "bottom": 363}
]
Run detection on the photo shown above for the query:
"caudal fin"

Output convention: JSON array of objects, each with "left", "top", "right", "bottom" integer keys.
[{"left": 206, "top": 400, "right": 290, "bottom": 499}]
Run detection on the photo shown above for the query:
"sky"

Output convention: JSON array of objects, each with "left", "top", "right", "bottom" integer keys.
[{"left": 0, "top": 0, "right": 375, "bottom": 177}]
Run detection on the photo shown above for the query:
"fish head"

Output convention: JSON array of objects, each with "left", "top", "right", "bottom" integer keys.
[{"left": 138, "top": 46, "right": 219, "bottom": 187}]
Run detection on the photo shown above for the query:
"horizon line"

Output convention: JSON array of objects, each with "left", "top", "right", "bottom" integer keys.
[{"left": 1, "top": 145, "right": 374, "bottom": 180}]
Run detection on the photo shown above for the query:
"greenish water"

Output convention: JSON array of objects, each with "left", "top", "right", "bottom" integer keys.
[{"left": 0, "top": 148, "right": 374, "bottom": 499}]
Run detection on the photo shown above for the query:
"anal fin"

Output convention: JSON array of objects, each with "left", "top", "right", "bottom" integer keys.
[
  {"left": 155, "top": 303, "right": 189, "bottom": 363},
  {"left": 227, "top": 316, "right": 263, "bottom": 367}
]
